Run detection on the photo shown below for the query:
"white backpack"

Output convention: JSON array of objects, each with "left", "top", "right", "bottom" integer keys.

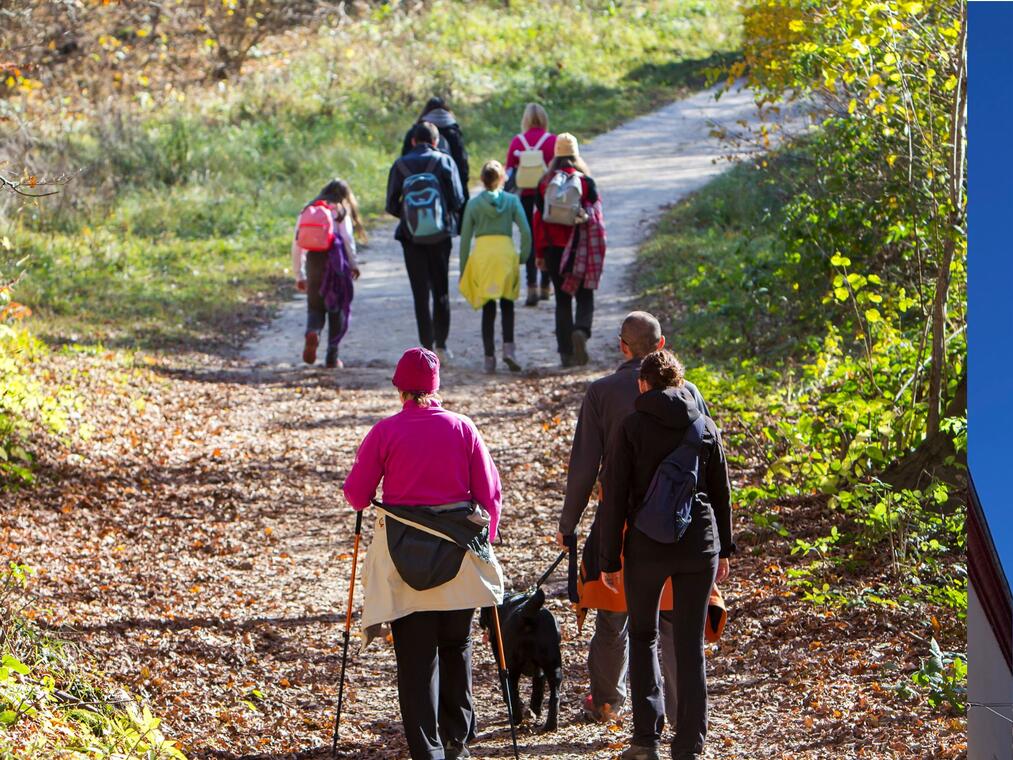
[
  {"left": 515, "top": 133, "right": 550, "bottom": 189},
  {"left": 543, "top": 170, "right": 584, "bottom": 226}
]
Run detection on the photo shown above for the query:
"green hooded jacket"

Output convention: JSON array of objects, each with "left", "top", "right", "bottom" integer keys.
[{"left": 459, "top": 189, "right": 532, "bottom": 273}]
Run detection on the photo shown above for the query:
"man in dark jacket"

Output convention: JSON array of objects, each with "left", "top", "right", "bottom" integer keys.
[
  {"left": 386, "top": 121, "right": 465, "bottom": 360},
  {"left": 556, "top": 311, "right": 709, "bottom": 725}
]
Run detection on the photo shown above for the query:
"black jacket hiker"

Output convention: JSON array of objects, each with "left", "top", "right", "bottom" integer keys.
[
  {"left": 599, "top": 384, "right": 735, "bottom": 757},
  {"left": 599, "top": 385, "right": 733, "bottom": 574}
]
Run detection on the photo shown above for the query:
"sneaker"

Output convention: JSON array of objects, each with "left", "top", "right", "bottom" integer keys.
[
  {"left": 525, "top": 288, "right": 539, "bottom": 307},
  {"left": 483, "top": 356, "right": 496, "bottom": 374},
  {"left": 302, "top": 332, "right": 319, "bottom": 365},
  {"left": 502, "top": 343, "right": 522, "bottom": 372},
  {"left": 539, "top": 286, "right": 552, "bottom": 301},
  {"left": 619, "top": 746, "right": 660, "bottom": 760},
  {"left": 581, "top": 694, "right": 619, "bottom": 723},
  {"left": 435, "top": 346, "right": 454, "bottom": 365},
  {"left": 445, "top": 743, "right": 471, "bottom": 760},
  {"left": 325, "top": 355, "right": 344, "bottom": 369},
  {"left": 571, "top": 329, "right": 590, "bottom": 366}
]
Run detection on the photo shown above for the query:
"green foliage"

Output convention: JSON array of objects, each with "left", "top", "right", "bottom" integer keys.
[
  {"left": 638, "top": 0, "right": 966, "bottom": 715},
  {"left": 0, "top": 564, "right": 187, "bottom": 758},
  {"left": 909, "top": 638, "right": 967, "bottom": 713},
  {"left": 16, "top": 0, "right": 741, "bottom": 348},
  {"left": 0, "top": 294, "right": 77, "bottom": 487}
]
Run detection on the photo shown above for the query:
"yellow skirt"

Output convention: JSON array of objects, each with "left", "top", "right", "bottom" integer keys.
[{"left": 459, "top": 235, "right": 521, "bottom": 310}]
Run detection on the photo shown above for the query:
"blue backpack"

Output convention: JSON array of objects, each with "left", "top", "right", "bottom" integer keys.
[
  {"left": 398, "top": 156, "right": 449, "bottom": 244},
  {"left": 634, "top": 416, "right": 708, "bottom": 544}
]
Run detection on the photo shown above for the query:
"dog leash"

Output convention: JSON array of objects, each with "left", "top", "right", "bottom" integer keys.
[{"left": 534, "top": 551, "right": 567, "bottom": 591}]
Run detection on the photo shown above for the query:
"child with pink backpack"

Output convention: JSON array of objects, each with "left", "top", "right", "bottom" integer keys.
[{"left": 291, "top": 179, "right": 366, "bottom": 368}]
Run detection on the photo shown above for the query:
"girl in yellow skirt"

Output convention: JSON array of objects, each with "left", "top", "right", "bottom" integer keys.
[{"left": 459, "top": 160, "right": 532, "bottom": 373}]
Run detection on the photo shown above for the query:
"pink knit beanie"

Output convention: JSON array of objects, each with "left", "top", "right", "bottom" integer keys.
[{"left": 392, "top": 347, "right": 441, "bottom": 394}]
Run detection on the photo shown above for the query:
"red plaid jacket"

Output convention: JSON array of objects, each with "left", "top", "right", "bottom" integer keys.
[{"left": 561, "top": 200, "right": 606, "bottom": 294}]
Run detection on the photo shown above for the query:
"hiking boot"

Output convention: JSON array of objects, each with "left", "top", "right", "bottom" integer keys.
[
  {"left": 560, "top": 353, "right": 576, "bottom": 369},
  {"left": 484, "top": 356, "right": 496, "bottom": 374},
  {"left": 539, "top": 285, "right": 552, "bottom": 301},
  {"left": 525, "top": 287, "right": 540, "bottom": 307},
  {"left": 502, "top": 343, "right": 522, "bottom": 372},
  {"left": 619, "top": 746, "right": 660, "bottom": 760},
  {"left": 445, "top": 742, "right": 471, "bottom": 760},
  {"left": 572, "top": 329, "right": 590, "bottom": 366},
  {"left": 435, "top": 346, "right": 454, "bottom": 365},
  {"left": 302, "top": 331, "right": 319, "bottom": 365}
]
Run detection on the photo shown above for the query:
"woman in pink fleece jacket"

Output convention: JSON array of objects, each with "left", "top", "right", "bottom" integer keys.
[{"left": 343, "top": 347, "right": 502, "bottom": 760}]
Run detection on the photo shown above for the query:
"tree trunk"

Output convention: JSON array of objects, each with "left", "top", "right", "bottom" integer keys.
[{"left": 926, "top": 6, "right": 966, "bottom": 437}]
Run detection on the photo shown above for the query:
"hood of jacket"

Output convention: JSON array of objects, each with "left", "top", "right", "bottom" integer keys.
[
  {"left": 634, "top": 386, "right": 702, "bottom": 430},
  {"left": 469, "top": 190, "right": 512, "bottom": 221},
  {"left": 422, "top": 108, "right": 457, "bottom": 129}
]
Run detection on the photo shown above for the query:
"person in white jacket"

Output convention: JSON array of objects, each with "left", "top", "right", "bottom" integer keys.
[{"left": 290, "top": 179, "right": 365, "bottom": 368}]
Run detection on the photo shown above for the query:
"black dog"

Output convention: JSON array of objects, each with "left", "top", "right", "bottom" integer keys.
[{"left": 480, "top": 587, "right": 563, "bottom": 732}]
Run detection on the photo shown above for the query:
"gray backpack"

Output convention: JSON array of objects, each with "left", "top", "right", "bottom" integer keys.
[{"left": 543, "top": 170, "right": 584, "bottom": 226}]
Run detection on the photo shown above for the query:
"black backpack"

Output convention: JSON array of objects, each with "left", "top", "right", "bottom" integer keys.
[{"left": 634, "top": 416, "right": 708, "bottom": 544}]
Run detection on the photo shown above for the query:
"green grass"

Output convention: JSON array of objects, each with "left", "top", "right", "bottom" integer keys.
[
  {"left": 15, "top": 0, "right": 741, "bottom": 349},
  {"left": 636, "top": 150, "right": 826, "bottom": 367}
]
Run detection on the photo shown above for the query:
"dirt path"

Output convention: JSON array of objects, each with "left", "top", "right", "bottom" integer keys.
[
  {"left": 5, "top": 86, "right": 964, "bottom": 760},
  {"left": 243, "top": 85, "right": 763, "bottom": 372}
]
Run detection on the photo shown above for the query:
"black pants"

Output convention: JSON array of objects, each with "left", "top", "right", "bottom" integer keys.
[
  {"left": 544, "top": 245, "right": 594, "bottom": 357},
  {"left": 305, "top": 250, "right": 345, "bottom": 355},
  {"left": 624, "top": 528, "right": 718, "bottom": 755},
  {"left": 521, "top": 194, "right": 550, "bottom": 289},
  {"left": 402, "top": 239, "right": 452, "bottom": 350},
  {"left": 481, "top": 299, "right": 515, "bottom": 357},
  {"left": 391, "top": 609, "right": 477, "bottom": 760}
]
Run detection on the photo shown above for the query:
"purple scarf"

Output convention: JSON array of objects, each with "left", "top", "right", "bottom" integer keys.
[{"left": 320, "top": 233, "right": 354, "bottom": 347}]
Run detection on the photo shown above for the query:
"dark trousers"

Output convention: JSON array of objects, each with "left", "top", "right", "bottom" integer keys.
[
  {"left": 481, "top": 299, "right": 515, "bottom": 357},
  {"left": 545, "top": 245, "right": 594, "bottom": 357},
  {"left": 402, "top": 239, "right": 452, "bottom": 350},
  {"left": 391, "top": 609, "right": 477, "bottom": 760},
  {"left": 624, "top": 528, "right": 718, "bottom": 755},
  {"left": 305, "top": 250, "right": 346, "bottom": 355},
  {"left": 521, "top": 194, "right": 549, "bottom": 289}
]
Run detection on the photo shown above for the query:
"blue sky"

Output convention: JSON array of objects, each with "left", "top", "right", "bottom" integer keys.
[{"left": 968, "top": 2, "right": 1013, "bottom": 579}]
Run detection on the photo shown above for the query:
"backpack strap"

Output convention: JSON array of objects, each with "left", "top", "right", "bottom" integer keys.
[
  {"left": 533, "top": 132, "right": 550, "bottom": 151},
  {"left": 684, "top": 415, "right": 710, "bottom": 488},
  {"left": 425, "top": 156, "right": 440, "bottom": 175},
  {"left": 517, "top": 133, "right": 531, "bottom": 151},
  {"left": 396, "top": 158, "right": 412, "bottom": 180}
]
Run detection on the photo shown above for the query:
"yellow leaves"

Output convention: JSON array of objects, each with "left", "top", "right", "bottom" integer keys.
[
  {"left": 788, "top": 19, "right": 805, "bottom": 33},
  {"left": 865, "top": 308, "right": 883, "bottom": 324},
  {"left": 847, "top": 98, "right": 857, "bottom": 115},
  {"left": 902, "top": 1, "right": 924, "bottom": 14},
  {"left": 943, "top": 75, "right": 958, "bottom": 92},
  {"left": 867, "top": 73, "right": 882, "bottom": 88},
  {"left": 135, "top": 28, "right": 150, "bottom": 38}
]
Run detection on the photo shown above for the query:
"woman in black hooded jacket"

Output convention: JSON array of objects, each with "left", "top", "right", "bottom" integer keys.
[
  {"left": 598, "top": 350, "right": 734, "bottom": 760},
  {"left": 401, "top": 97, "right": 470, "bottom": 225}
]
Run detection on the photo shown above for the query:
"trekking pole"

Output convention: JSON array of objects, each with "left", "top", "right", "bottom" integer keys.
[
  {"left": 533, "top": 550, "right": 567, "bottom": 591},
  {"left": 491, "top": 605, "right": 521, "bottom": 760},
  {"left": 331, "top": 510, "right": 364, "bottom": 759}
]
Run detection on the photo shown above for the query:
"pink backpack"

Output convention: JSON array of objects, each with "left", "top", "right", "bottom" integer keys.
[{"left": 296, "top": 202, "right": 335, "bottom": 251}]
